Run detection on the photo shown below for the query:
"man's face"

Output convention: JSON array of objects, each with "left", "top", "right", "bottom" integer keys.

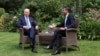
[
  {"left": 62, "top": 8, "right": 68, "bottom": 15},
  {"left": 24, "top": 9, "right": 30, "bottom": 17}
]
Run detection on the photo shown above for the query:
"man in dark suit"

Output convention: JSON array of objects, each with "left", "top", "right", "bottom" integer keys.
[
  {"left": 45, "top": 7, "right": 76, "bottom": 55},
  {"left": 17, "top": 8, "right": 39, "bottom": 53}
]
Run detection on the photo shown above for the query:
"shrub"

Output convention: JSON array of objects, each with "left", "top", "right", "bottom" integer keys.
[
  {"left": 78, "top": 8, "right": 100, "bottom": 40},
  {"left": 0, "top": 12, "right": 18, "bottom": 32},
  {"left": 0, "top": 13, "right": 13, "bottom": 31},
  {"left": 0, "top": 8, "right": 5, "bottom": 29},
  {"left": 3, "top": 15, "right": 18, "bottom": 32},
  {"left": 0, "top": 15, "right": 4, "bottom": 29},
  {"left": 0, "top": 8, "right": 5, "bottom": 16}
]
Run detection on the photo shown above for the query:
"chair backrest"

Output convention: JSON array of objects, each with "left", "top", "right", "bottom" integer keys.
[{"left": 75, "top": 18, "right": 80, "bottom": 28}]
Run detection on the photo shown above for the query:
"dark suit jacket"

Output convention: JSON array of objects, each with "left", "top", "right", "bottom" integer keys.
[
  {"left": 17, "top": 16, "right": 37, "bottom": 28},
  {"left": 17, "top": 16, "right": 37, "bottom": 38},
  {"left": 56, "top": 14, "right": 75, "bottom": 28}
]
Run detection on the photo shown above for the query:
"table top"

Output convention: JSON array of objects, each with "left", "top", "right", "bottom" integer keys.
[{"left": 39, "top": 32, "right": 54, "bottom": 36}]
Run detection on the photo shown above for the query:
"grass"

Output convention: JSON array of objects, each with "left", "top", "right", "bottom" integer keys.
[{"left": 0, "top": 32, "right": 100, "bottom": 56}]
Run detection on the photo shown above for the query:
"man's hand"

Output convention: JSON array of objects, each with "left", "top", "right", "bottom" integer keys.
[
  {"left": 35, "top": 25, "right": 39, "bottom": 30},
  {"left": 49, "top": 25, "right": 56, "bottom": 29},
  {"left": 23, "top": 26, "right": 30, "bottom": 30},
  {"left": 59, "top": 27, "right": 66, "bottom": 30},
  {"left": 49, "top": 25, "right": 54, "bottom": 28}
]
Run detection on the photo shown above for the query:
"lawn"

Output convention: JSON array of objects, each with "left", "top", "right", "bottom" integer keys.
[{"left": 0, "top": 32, "right": 100, "bottom": 56}]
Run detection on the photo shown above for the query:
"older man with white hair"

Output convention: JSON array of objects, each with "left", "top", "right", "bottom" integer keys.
[{"left": 17, "top": 8, "right": 38, "bottom": 53}]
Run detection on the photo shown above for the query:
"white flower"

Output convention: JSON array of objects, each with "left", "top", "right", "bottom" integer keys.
[{"left": 13, "top": 16, "right": 17, "bottom": 19}]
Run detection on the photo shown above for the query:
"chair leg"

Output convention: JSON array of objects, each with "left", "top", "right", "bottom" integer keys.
[
  {"left": 76, "top": 46, "right": 80, "bottom": 51},
  {"left": 19, "top": 43, "right": 22, "bottom": 47},
  {"left": 22, "top": 41, "right": 25, "bottom": 50},
  {"left": 22, "top": 44, "right": 25, "bottom": 50},
  {"left": 73, "top": 45, "right": 80, "bottom": 51},
  {"left": 66, "top": 46, "right": 68, "bottom": 52}
]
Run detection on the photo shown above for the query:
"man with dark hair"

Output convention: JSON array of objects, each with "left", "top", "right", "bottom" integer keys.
[
  {"left": 17, "top": 8, "right": 39, "bottom": 53},
  {"left": 45, "top": 7, "right": 76, "bottom": 55}
]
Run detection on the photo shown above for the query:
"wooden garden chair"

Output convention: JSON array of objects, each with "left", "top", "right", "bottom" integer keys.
[
  {"left": 18, "top": 28, "right": 39, "bottom": 50},
  {"left": 61, "top": 18, "right": 80, "bottom": 51}
]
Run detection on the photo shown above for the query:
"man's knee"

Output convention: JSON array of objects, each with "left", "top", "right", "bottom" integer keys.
[{"left": 54, "top": 29, "right": 60, "bottom": 34}]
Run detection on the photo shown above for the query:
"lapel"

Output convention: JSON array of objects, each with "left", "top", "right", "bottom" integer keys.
[
  {"left": 29, "top": 17, "right": 31, "bottom": 22},
  {"left": 22, "top": 16, "right": 27, "bottom": 25},
  {"left": 29, "top": 17, "right": 32, "bottom": 24},
  {"left": 67, "top": 14, "right": 69, "bottom": 22}
]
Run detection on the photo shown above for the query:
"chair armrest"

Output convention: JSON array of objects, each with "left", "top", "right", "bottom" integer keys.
[
  {"left": 36, "top": 29, "right": 39, "bottom": 35},
  {"left": 66, "top": 28, "right": 77, "bottom": 32},
  {"left": 18, "top": 28, "right": 24, "bottom": 37},
  {"left": 18, "top": 28, "right": 24, "bottom": 33},
  {"left": 19, "top": 28, "right": 23, "bottom": 30}
]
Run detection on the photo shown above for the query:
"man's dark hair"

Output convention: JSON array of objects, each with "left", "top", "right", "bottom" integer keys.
[{"left": 64, "top": 7, "right": 72, "bottom": 13}]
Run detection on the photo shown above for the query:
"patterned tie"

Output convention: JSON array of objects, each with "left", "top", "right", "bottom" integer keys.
[{"left": 26, "top": 17, "right": 31, "bottom": 28}]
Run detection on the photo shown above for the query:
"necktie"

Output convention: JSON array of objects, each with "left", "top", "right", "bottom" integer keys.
[{"left": 26, "top": 17, "right": 31, "bottom": 28}]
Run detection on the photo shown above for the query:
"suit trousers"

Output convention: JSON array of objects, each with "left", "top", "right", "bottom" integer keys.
[
  {"left": 50, "top": 29, "right": 66, "bottom": 51},
  {"left": 23, "top": 27, "right": 36, "bottom": 48}
]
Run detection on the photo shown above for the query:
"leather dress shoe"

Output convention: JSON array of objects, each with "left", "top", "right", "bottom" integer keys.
[
  {"left": 44, "top": 45, "right": 53, "bottom": 49},
  {"left": 31, "top": 49, "right": 38, "bottom": 53},
  {"left": 52, "top": 50, "right": 61, "bottom": 55}
]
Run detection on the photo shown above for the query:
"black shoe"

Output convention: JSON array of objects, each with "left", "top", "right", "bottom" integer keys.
[
  {"left": 52, "top": 50, "right": 61, "bottom": 55},
  {"left": 31, "top": 49, "right": 38, "bottom": 53},
  {"left": 44, "top": 45, "right": 53, "bottom": 49}
]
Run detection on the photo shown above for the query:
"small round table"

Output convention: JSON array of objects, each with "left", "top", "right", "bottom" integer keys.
[{"left": 39, "top": 32, "right": 54, "bottom": 44}]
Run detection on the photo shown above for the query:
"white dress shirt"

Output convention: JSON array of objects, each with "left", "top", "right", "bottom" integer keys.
[
  {"left": 25, "top": 16, "right": 31, "bottom": 28},
  {"left": 64, "top": 13, "right": 69, "bottom": 29}
]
